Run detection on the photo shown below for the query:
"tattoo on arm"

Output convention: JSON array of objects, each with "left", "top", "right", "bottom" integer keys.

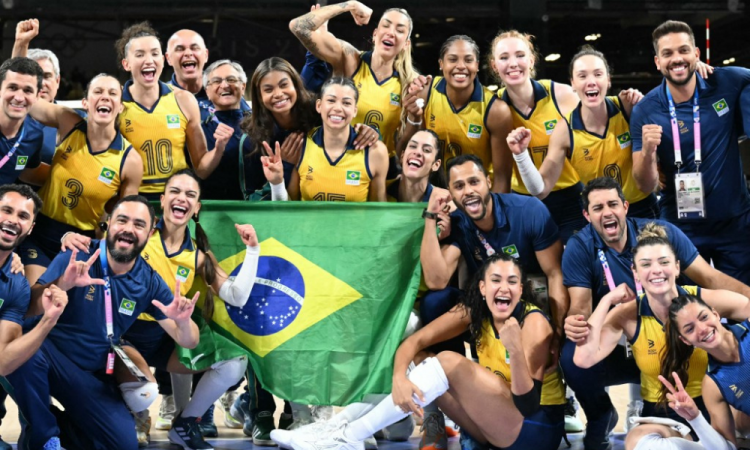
[
  {"left": 293, "top": 15, "right": 319, "bottom": 56},
  {"left": 338, "top": 2, "right": 349, "bottom": 9},
  {"left": 341, "top": 41, "right": 357, "bottom": 56}
]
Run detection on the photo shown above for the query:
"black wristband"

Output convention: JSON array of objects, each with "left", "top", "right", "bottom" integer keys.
[
  {"left": 422, "top": 208, "right": 438, "bottom": 220},
  {"left": 512, "top": 379, "right": 543, "bottom": 418}
]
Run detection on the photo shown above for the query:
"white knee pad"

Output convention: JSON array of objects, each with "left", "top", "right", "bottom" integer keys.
[
  {"left": 120, "top": 381, "right": 159, "bottom": 412},
  {"left": 633, "top": 433, "right": 704, "bottom": 450},
  {"left": 407, "top": 357, "right": 449, "bottom": 407},
  {"left": 210, "top": 356, "right": 248, "bottom": 386}
]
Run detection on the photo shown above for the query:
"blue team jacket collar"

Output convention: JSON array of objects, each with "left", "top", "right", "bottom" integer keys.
[
  {"left": 122, "top": 80, "right": 172, "bottom": 102},
  {"left": 155, "top": 218, "right": 195, "bottom": 253}
]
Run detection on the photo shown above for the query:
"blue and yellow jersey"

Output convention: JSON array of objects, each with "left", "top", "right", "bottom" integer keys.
[
  {"left": 477, "top": 301, "right": 566, "bottom": 406},
  {"left": 137, "top": 220, "right": 197, "bottom": 322},
  {"left": 120, "top": 80, "right": 189, "bottom": 195},
  {"left": 424, "top": 77, "right": 496, "bottom": 176},
  {"left": 630, "top": 285, "right": 708, "bottom": 402},
  {"left": 352, "top": 51, "right": 402, "bottom": 156},
  {"left": 568, "top": 97, "right": 648, "bottom": 205},
  {"left": 38, "top": 121, "right": 130, "bottom": 231},
  {"left": 298, "top": 126, "right": 372, "bottom": 202},
  {"left": 707, "top": 320, "right": 750, "bottom": 415},
  {"left": 499, "top": 79, "right": 580, "bottom": 194}
]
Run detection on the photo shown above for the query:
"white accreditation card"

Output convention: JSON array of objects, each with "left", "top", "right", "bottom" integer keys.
[{"left": 675, "top": 172, "right": 705, "bottom": 220}]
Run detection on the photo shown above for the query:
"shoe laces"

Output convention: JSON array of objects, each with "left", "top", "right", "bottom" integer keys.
[
  {"left": 420, "top": 413, "right": 444, "bottom": 438},
  {"left": 202, "top": 404, "right": 215, "bottom": 424}
]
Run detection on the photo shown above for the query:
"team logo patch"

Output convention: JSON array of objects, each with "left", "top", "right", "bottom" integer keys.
[
  {"left": 345, "top": 170, "right": 361, "bottom": 186},
  {"left": 467, "top": 124, "right": 483, "bottom": 139},
  {"left": 119, "top": 299, "right": 136, "bottom": 316},
  {"left": 712, "top": 98, "right": 729, "bottom": 117},
  {"left": 15, "top": 156, "right": 28, "bottom": 170},
  {"left": 176, "top": 265, "right": 191, "bottom": 283},
  {"left": 501, "top": 244, "right": 519, "bottom": 258},
  {"left": 390, "top": 93, "right": 401, "bottom": 106},
  {"left": 166, "top": 114, "right": 181, "bottom": 129},
  {"left": 544, "top": 119, "right": 558, "bottom": 135},
  {"left": 617, "top": 131, "right": 632, "bottom": 149},
  {"left": 98, "top": 167, "right": 115, "bottom": 184},
  {"left": 306, "top": 166, "right": 314, "bottom": 181}
]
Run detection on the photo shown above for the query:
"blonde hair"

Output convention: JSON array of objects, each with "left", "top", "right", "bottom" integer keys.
[
  {"left": 636, "top": 222, "right": 668, "bottom": 241},
  {"left": 488, "top": 30, "right": 540, "bottom": 84},
  {"left": 379, "top": 8, "right": 419, "bottom": 136}
]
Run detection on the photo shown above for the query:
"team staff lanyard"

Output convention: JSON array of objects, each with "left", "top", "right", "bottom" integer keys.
[
  {"left": 99, "top": 239, "right": 116, "bottom": 374},
  {"left": 476, "top": 229, "right": 496, "bottom": 257},
  {"left": 0, "top": 127, "right": 25, "bottom": 170},
  {"left": 597, "top": 248, "right": 643, "bottom": 296},
  {"left": 666, "top": 84, "right": 706, "bottom": 219}
]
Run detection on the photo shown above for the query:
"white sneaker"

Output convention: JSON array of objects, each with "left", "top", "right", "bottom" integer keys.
[
  {"left": 272, "top": 420, "right": 340, "bottom": 449},
  {"left": 155, "top": 394, "right": 176, "bottom": 430},
  {"left": 564, "top": 396, "right": 584, "bottom": 433},
  {"left": 221, "top": 391, "right": 243, "bottom": 429},
  {"left": 289, "top": 422, "right": 364, "bottom": 450},
  {"left": 134, "top": 410, "right": 151, "bottom": 448},
  {"left": 624, "top": 400, "right": 643, "bottom": 433}
]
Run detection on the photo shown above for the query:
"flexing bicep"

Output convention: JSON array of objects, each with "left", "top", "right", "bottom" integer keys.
[
  {"left": 120, "top": 149, "right": 143, "bottom": 197},
  {"left": 289, "top": 12, "right": 360, "bottom": 74}
]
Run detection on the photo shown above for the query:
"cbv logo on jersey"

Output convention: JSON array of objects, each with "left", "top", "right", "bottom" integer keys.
[
  {"left": 166, "top": 114, "right": 181, "bottom": 129},
  {"left": 15, "top": 156, "right": 28, "bottom": 170}
]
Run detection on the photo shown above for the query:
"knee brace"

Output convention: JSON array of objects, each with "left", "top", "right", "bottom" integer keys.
[
  {"left": 119, "top": 381, "right": 159, "bottom": 412},
  {"left": 407, "top": 357, "right": 449, "bottom": 407}
]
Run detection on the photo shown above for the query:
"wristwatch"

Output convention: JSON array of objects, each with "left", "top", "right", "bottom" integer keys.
[{"left": 422, "top": 208, "right": 438, "bottom": 220}]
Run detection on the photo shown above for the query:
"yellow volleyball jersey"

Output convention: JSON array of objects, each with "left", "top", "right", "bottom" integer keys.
[
  {"left": 137, "top": 221, "right": 197, "bottom": 321},
  {"left": 477, "top": 301, "right": 566, "bottom": 406},
  {"left": 352, "top": 52, "right": 402, "bottom": 156},
  {"left": 120, "top": 81, "right": 189, "bottom": 195},
  {"left": 498, "top": 79, "right": 580, "bottom": 194},
  {"left": 424, "top": 77, "right": 496, "bottom": 177},
  {"left": 298, "top": 126, "right": 372, "bottom": 202},
  {"left": 38, "top": 121, "right": 130, "bottom": 231},
  {"left": 630, "top": 285, "right": 708, "bottom": 402},
  {"left": 568, "top": 97, "right": 648, "bottom": 204}
]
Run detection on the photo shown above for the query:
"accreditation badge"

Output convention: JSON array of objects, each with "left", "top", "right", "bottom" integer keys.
[
  {"left": 675, "top": 172, "right": 705, "bottom": 220},
  {"left": 112, "top": 343, "right": 150, "bottom": 382}
]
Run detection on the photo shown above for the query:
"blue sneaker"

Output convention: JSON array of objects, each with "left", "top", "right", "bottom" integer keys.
[
  {"left": 199, "top": 404, "right": 218, "bottom": 438},
  {"left": 169, "top": 416, "right": 213, "bottom": 450},
  {"left": 230, "top": 392, "right": 254, "bottom": 437},
  {"left": 42, "top": 437, "right": 61, "bottom": 450},
  {"left": 583, "top": 407, "right": 618, "bottom": 450}
]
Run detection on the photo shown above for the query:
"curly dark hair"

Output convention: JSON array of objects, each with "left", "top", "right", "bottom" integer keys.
[
  {"left": 458, "top": 253, "right": 542, "bottom": 344},
  {"left": 115, "top": 21, "right": 160, "bottom": 63}
]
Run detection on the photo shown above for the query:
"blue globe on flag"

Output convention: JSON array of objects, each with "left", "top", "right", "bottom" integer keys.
[{"left": 226, "top": 256, "right": 305, "bottom": 336}]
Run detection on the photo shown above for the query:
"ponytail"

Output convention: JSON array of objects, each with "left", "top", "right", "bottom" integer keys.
[{"left": 193, "top": 212, "right": 217, "bottom": 322}]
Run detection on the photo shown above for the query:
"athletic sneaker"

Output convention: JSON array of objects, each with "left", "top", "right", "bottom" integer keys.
[
  {"left": 271, "top": 419, "right": 340, "bottom": 449},
  {"left": 229, "top": 391, "right": 254, "bottom": 436},
  {"left": 624, "top": 400, "right": 643, "bottom": 433},
  {"left": 221, "top": 391, "right": 243, "bottom": 429},
  {"left": 289, "top": 421, "right": 364, "bottom": 450},
  {"left": 253, "top": 410, "right": 277, "bottom": 446},
  {"left": 564, "top": 396, "right": 584, "bottom": 433},
  {"left": 279, "top": 412, "right": 294, "bottom": 430},
  {"left": 169, "top": 415, "right": 213, "bottom": 450},
  {"left": 155, "top": 394, "right": 177, "bottom": 430},
  {"left": 134, "top": 410, "right": 151, "bottom": 447},
  {"left": 0, "top": 436, "right": 11, "bottom": 450},
  {"left": 200, "top": 404, "right": 218, "bottom": 438},
  {"left": 444, "top": 414, "right": 459, "bottom": 438},
  {"left": 364, "top": 436, "right": 378, "bottom": 450},
  {"left": 382, "top": 415, "right": 415, "bottom": 441},
  {"left": 42, "top": 437, "right": 61, "bottom": 450},
  {"left": 583, "top": 407, "right": 618, "bottom": 450},
  {"left": 419, "top": 412, "right": 447, "bottom": 450}
]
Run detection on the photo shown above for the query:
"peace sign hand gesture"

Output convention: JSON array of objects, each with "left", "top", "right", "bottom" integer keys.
[
  {"left": 658, "top": 371, "right": 699, "bottom": 421},
  {"left": 152, "top": 280, "right": 200, "bottom": 325},
  {"left": 58, "top": 248, "right": 106, "bottom": 291},
  {"left": 261, "top": 141, "right": 285, "bottom": 186}
]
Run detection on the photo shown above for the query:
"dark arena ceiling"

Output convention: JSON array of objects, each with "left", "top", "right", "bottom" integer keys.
[{"left": 0, "top": 0, "right": 746, "bottom": 93}]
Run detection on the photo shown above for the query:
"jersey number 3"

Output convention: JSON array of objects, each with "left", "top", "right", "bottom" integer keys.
[
  {"left": 62, "top": 178, "right": 84, "bottom": 209},
  {"left": 142, "top": 139, "right": 174, "bottom": 176}
]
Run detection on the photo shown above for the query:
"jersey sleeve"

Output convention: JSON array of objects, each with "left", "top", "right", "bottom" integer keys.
[
  {"left": 664, "top": 221, "right": 699, "bottom": 267},
  {"left": 0, "top": 278, "right": 31, "bottom": 325},
  {"left": 562, "top": 236, "right": 594, "bottom": 289},
  {"left": 525, "top": 197, "right": 560, "bottom": 251},
  {"left": 147, "top": 271, "right": 174, "bottom": 321}
]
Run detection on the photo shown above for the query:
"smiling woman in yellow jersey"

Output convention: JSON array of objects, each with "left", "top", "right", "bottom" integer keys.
[
  {"left": 115, "top": 22, "right": 228, "bottom": 198},
  {"left": 263, "top": 77, "right": 388, "bottom": 202},
  {"left": 289, "top": 2, "right": 417, "bottom": 165},
  {"left": 488, "top": 30, "right": 585, "bottom": 243},
  {"left": 507, "top": 47, "right": 659, "bottom": 221},
  {"left": 19, "top": 74, "right": 142, "bottom": 285},
  {"left": 400, "top": 35, "right": 513, "bottom": 193},
  {"left": 572, "top": 223, "right": 750, "bottom": 449}
]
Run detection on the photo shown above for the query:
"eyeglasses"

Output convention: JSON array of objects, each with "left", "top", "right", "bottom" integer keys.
[{"left": 207, "top": 76, "right": 242, "bottom": 86}]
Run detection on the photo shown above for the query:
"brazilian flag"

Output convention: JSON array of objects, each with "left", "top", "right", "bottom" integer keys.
[{"left": 184, "top": 201, "right": 423, "bottom": 405}]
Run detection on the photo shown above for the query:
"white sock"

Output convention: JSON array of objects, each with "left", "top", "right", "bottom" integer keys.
[
  {"left": 332, "top": 398, "right": 381, "bottom": 425},
  {"left": 181, "top": 357, "right": 247, "bottom": 418},
  {"left": 633, "top": 433, "right": 706, "bottom": 450},
  {"left": 344, "top": 357, "right": 449, "bottom": 442},
  {"left": 171, "top": 373, "right": 192, "bottom": 413}
]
